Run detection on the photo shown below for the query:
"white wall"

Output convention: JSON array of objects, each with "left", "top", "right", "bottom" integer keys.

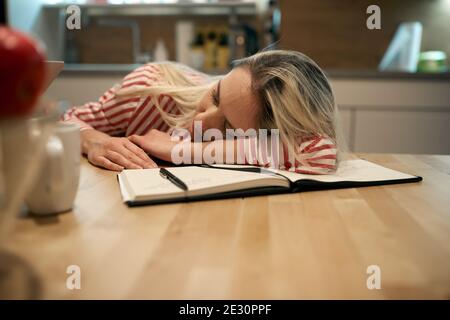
[
  {"left": 7, "top": 0, "right": 46, "bottom": 34},
  {"left": 7, "top": 0, "right": 63, "bottom": 60}
]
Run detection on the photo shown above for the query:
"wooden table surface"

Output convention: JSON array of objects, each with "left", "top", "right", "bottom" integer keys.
[{"left": 1, "top": 153, "right": 450, "bottom": 299}]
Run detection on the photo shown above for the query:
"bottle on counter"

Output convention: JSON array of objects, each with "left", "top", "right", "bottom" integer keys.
[
  {"left": 217, "top": 32, "right": 230, "bottom": 71},
  {"left": 190, "top": 31, "right": 205, "bottom": 70},
  {"left": 233, "top": 28, "right": 247, "bottom": 60},
  {"left": 153, "top": 39, "right": 168, "bottom": 62},
  {"left": 204, "top": 30, "right": 218, "bottom": 71},
  {"left": 176, "top": 20, "right": 195, "bottom": 66}
]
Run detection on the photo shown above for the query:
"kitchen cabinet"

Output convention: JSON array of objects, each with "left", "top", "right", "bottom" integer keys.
[
  {"left": 353, "top": 109, "right": 450, "bottom": 154},
  {"left": 337, "top": 108, "right": 353, "bottom": 151},
  {"left": 330, "top": 75, "right": 450, "bottom": 155}
]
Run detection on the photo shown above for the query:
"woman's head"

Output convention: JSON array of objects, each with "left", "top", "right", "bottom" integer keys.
[
  {"left": 192, "top": 66, "right": 259, "bottom": 135},
  {"left": 235, "top": 50, "right": 337, "bottom": 136},
  {"left": 194, "top": 50, "right": 341, "bottom": 153}
]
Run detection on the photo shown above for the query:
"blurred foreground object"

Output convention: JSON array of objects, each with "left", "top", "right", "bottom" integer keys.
[
  {"left": 0, "top": 27, "right": 55, "bottom": 240},
  {"left": 0, "top": 26, "right": 46, "bottom": 118},
  {"left": 0, "top": 107, "right": 58, "bottom": 240}
]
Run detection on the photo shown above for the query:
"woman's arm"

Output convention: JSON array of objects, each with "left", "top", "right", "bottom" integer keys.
[
  {"left": 128, "top": 129, "right": 240, "bottom": 164},
  {"left": 61, "top": 67, "right": 159, "bottom": 171},
  {"left": 129, "top": 129, "right": 337, "bottom": 174},
  {"left": 128, "top": 130, "right": 263, "bottom": 168}
]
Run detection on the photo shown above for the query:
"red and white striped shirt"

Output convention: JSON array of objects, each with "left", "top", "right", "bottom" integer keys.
[{"left": 62, "top": 63, "right": 337, "bottom": 174}]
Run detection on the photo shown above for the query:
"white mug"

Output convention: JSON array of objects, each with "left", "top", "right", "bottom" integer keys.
[{"left": 26, "top": 122, "right": 80, "bottom": 215}]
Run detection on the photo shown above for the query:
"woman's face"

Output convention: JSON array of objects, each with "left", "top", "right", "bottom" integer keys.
[{"left": 189, "top": 67, "right": 260, "bottom": 139}]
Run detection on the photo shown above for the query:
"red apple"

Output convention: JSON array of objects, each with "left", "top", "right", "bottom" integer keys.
[{"left": 0, "top": 26, "right": 46, "bottom": 118}]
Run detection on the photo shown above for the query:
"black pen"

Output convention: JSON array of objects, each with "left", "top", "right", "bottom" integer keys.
[{"left": 159, "top": 168, "right": 188, "bottom": 191}]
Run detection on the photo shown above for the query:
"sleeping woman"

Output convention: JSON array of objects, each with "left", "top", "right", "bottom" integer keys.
[{"left": 62, "top": 50, "right": 344, "bottom": 174}]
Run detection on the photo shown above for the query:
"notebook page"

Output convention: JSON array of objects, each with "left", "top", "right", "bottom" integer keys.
[
  {"left": 120, "top": 166, "right": 288, "bottom": 201},
  {"left": 267, "top": 159, "right": 416, "bottom": 183}
]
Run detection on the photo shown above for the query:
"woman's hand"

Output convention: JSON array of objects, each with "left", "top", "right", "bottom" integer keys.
[
  {"left": 128, "top": 129, "right": 181, "bottom": 163},
  {"left": 81, "top": 129, "right": 157, "bottom": 171}
]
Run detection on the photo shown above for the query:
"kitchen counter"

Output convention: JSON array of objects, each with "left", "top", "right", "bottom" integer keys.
[
  {"left": 1, "top": 153, "right": 450, "bottom": 299},
  {"left": 61, "top": 63, "right": 450, "bottom": 80},
  {"left": 63, "top": 63, "right": 142, "bottom": 74},
  {"left": 325, "top": 69, "right": 450, "bottom": 80},
  {"left": 61, "top": 63, "right": 228, "bottom": 76}
]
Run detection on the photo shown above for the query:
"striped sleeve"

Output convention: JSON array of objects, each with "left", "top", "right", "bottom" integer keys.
[
  {"left": 61, "top": 93, "right": 140, "bottom": 136},
  {"left": 60, "top": 64, "right": 163, "bottom": 136},
  {"left": 281, "top": 136, "right": 338, "bottom": 174},
  {"left": 243, "top": 135, "right": 338, "bottom": 175}
]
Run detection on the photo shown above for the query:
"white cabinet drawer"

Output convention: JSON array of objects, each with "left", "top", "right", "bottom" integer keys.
[{"left": 354, "top": 109, "right": 450, "bottom": 154}]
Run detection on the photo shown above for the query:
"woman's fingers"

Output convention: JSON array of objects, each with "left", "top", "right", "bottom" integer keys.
[
  {"left": 128, "top": 135, "right": 145, "bottom": 148},
  {"left": 118, "top": 144, "right": 153, "bottom": 169},
  {"left": 128, "top": 134, "right": 157, "bottom": 156},
  {"left": 123, "top": 139, "right": 157, "bottom": 168},
  {"left": 106, "top": 150, "right": 142, "bottom": 169},
  {"left": 128, "top": 132, "right": 177, "bottom": 163},
  {"left": 85, "top": 135, "right": 158, "bottom": 171},
  {"left": 95, "top": 156, "right": 124, "bottom": 171}
]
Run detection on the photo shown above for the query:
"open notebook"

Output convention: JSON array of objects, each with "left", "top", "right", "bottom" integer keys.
[{"left": 117, "top": 159, "right": 422, "bottom": 207}]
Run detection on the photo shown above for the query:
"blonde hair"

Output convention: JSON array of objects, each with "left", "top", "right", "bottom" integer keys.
[
  {"left": 117, "top": 62, "right": 219, "bottom": 129},
  {"left": 117, "top": 50, "right": 347, "bottom": 166}
]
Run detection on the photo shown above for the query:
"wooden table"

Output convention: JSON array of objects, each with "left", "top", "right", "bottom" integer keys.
[{"left": 1, "top": 153, "right": 450, "bottom": 299}]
